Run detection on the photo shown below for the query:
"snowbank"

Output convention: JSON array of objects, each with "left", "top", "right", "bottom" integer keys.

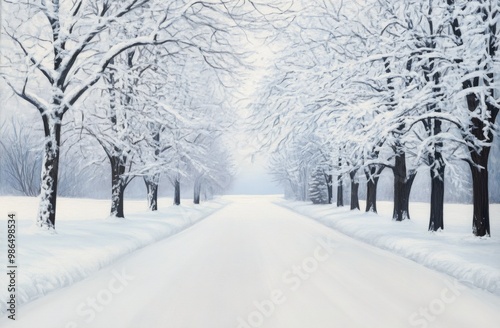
[
  {"left": 0, "top": 196, "right": 227, "bottom": 314},
  {"left": 278, "top": 199, "right": 500, "bottom": 296}
]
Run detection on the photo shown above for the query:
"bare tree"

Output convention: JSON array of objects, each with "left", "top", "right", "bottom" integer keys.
[{"left": 0, "top": 119, "right": 42, "bottom": 196}]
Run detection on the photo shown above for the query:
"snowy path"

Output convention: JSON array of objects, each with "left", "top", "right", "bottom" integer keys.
[{"left": 2, "top": 196, "right": 500, "bottom": 328}]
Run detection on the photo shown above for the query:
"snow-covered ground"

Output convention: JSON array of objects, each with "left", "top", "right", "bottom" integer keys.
[
  {"left": 279, "top": 199, "right": 500, "bottom": 297},
  {"left": 0, "top": 196, "right": 227, "bottom": 314},
  {"left": 1, "top": 195, "right": 499, "bottom": 328}
]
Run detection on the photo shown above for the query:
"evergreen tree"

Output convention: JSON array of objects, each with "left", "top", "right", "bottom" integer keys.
[{"left": 309, "top": 167, "right": 328, "bottom": 204}]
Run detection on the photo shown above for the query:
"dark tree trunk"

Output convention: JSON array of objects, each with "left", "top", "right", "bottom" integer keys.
[
  {"left": 36, "top": 116, "right": 62, "bottom": 229},
  {"left": 144, "top": 175, "right": 159, "bottom": 211},
  {"left": 174, "top": 178, "right": 181, "bottom": 205},
  {"left": 105, "top": 58, "right": 127, "bottom": 218},
  {"left": 324, "top": 173, "right": 333, "bottom": 204},
  {"left": 426, "top": 119, "right": 445, "bottom": 230},
  {"left": 467, "top": 103, "right": 495, "bottom": 236},
  {"left": 384, "top": 57, "right": 415, "bottom": 221},
  {"left": 470, "top": 152, "right": 491, "bottom": 237},
  {"left": 350, "top": 170, "right": 359, "bottom": 210},
  {"left": 110, "top": 155, "right": 126, "bottom": 218},
  {"left": 461, "top": 77, "right": 494, "bottom": 236},
  {"left": 421, "top": 23, "right": 446, "bottom": 232},
  {"left": 336, "top": 175, "right": 343, "bottom": 207},
  {"left": 427, "top": 112, "right": 445, "bottom": 231},
  {"left": 193, "top": 181, "right": 201, "bottom": 205},
  {"left": 447, "top": 0, "right": 497, "bottom": 236},
  {"left": 392, "top": 151, "right": 416, "bottom": 221},
  {"left": 429, "top": 161, "right": 445, "bottom": 231},
  {"left": 365, "top": 165, "right": 383, "bottom": 213}
]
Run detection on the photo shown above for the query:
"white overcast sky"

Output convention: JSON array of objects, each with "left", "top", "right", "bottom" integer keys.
[{"left": 225, "top": 29, "right": 284, "bottom": 195}]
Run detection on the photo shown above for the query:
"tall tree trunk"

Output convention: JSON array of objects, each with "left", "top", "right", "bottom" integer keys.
[
  {"left": 384, "top": 57, "right": 413, "bottom": 220},
  {"left": 106, "top": 58, "right": 128, "bottom": 218},
  {"left": 144, "top": 126, "right": 160, "bottom": 211},
  {"left": 37, "top": 115, "right": 62, "bottom": 229},
  {"left": 384, "top": 57, "right": 415, "bottom": 221},
  {"left": 392, "top": 150, "right": 416, "bottom": 221},
  {"left": 174, "top": 178, "right": 181, "bottom": 205},
  {"left": 324, "top": 173, "right": 333, "bottom": 204},
  {"left": 470, "top": 151, "right": 491, "bottom": 236},
  {"left": 428, "top": 108, "right": 445, "bottom": 231},
  {"left": 429, "top": 160, "right": 445, "bottom": 231},
  {"left": 423, "top": 23, "right": 446, "bottom": 231},
  {"left": 461, "top": 81, "right": 494, "bottom": 236},
  {"left": 144, "top": 174, "right": 159, "bottom": 211},
  {"left": 110, "top": 155, "right": 126, "bottom": 218},
  {"left": 447, "top": 0, "right": 497, "bottom": 236},
  {"left": 336, "top": 174, "right": 343, "bottom": 207},
  {"left": 365, "top": 165, "right": 382, "bottom": 213},
  {"left": 466, "top": 103, "right": 495, "bottom": 236},
  {"left": 350, "top": 170, "right": 359, "bottom": 210}
]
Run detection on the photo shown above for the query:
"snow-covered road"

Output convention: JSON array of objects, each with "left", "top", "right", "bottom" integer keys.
[{"left": 2, "top": 196, "right": 500, "bottom": 328}]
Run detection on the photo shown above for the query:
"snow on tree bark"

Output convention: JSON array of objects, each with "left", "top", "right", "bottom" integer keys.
[
  {"left": 446, "top": 0, "right": 498, "bottom": 236},
  {"left": 110, "top": 156, "right": 126, "bottom": 218},
  {"left": 144, "top": 175, "right": 160, "bottom": 211},
  {"left": 365, "top": 165, "right": 383, "bottom": 214},
  {"left": 37, "top": 113, "right": 63, "bottom": 229}
]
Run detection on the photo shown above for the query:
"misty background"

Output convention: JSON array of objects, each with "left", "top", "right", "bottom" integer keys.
[{"left": 1, "top": 91, "right": 499, "bottom": 203}]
